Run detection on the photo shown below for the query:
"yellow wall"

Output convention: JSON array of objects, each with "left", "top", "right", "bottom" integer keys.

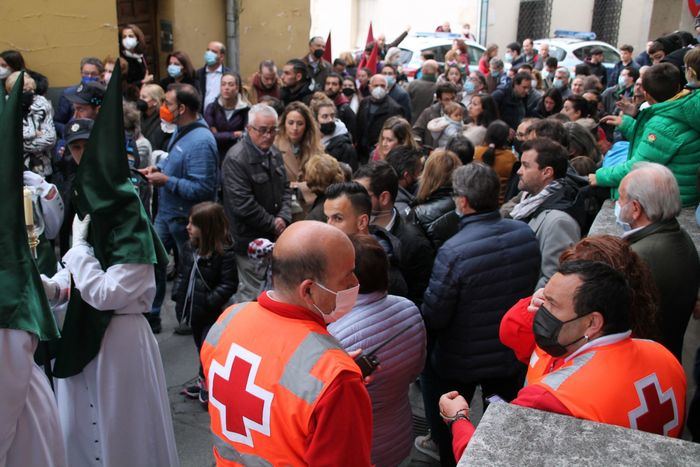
[
  {"left": 238, "top": 0, "right": 311, "bottom": 82},
  {"left": 0, "top": 1, "right": 118, "bottom": 87},
  {"left": 157, "top": 0, "right": 227, "bottom": 78}
]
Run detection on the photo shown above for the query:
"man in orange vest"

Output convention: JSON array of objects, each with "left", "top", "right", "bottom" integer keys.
[
  {"left": 439, "top": 260, "right": 686, "bottom": 462},
  {"left": 200, "top": 221, "right": 373, "bottom": 466}
]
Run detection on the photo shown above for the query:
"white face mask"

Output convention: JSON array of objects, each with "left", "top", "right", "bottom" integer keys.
[
  {"left": 312, "top": 282, "right": 360, "bottom": 324},
  {"left": 0, "top": 66, "right": 11, "bottom": 79},
  {"left": 122, "top": 37, "right": 138, "bottom": 51},
  {"left": 614, "top": 200, "right": 632, "bottom": 232},
  {"left": 371, "top": 86, "right": 387, "bottom": 100}
]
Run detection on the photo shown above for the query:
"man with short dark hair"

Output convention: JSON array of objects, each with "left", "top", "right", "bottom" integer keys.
[
  {"left": 196, "top": 41, "right": 230, "bottom": 111},
  {"left": 200, "top": 221, "right": 372, "bottom": 465},
  {"left": 247, "top": 59, "right": 281, "bottom": 104},
  {"left": 324, "top": 72, "right": 356, "bottom": 140},
  {"left": 381, "top": 64, "right": 412, "bottom": 121},
  {"left": 609, "top": 44, "right": 639, "bottom": 87},
  {"left": 509, "top": 138, "right": 581, "bottom": 288},
  {"left": 140, "top": 83, "right": 218, "bottom": 329},
  {"left": 443, "top": 260, "right": 687, "bottom": 460},
  {"left": 412, "top": 82, "right": 457, "bottom": 147},
  {"left": 418, "top": 162, "right": 540, "bottom": 465},
  {"left": 586, "top": 48, "right": 608, "bottom": 87},
  {"left": 302, "top": 36, "right": 332, "bottom": 91},
  {"left": 281, "top": 59, "right": 314, "bottom": 106},
  {"left": 324, "top": 181, "right": 408, "bottom": 297},
  {"left": 354, "top": 161, "right": 434, "bottom": 305},
  {"left": 223, "top": 104, "right": 292, "bottom": 302},
  {"left": 541, "top": 56, "right": 558, "bottom": 88},
  {"left": 491, "top": 72, "right": 535, "bottom": 129},
  {"left": 601, "top": 65, "right": 639, "bottom": 116},
  {"left": 386, "top": 146, "right": 423, "bottom": 216},
  {"left": 505, "top": 41, "right": 525, "bottom": 68},
  {"left": 486, "top": 58, "right": 508, "bottom": 92}
]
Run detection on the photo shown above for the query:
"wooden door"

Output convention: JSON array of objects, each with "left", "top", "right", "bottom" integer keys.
[{"left": 117, "top": 0, "right": 160, "bottom": 81}]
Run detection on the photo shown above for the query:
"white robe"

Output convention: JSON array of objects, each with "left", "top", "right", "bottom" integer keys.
[
  {"left": 0, "top": 329, "right": 66, "bottom": 467},
  {"left": 51, "top": 245, "right": 179, "bottom": 467}
]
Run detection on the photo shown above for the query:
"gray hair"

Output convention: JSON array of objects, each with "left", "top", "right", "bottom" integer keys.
[
  {"left": 556, "top": 66, "right": 571, "bottom": 78},
  {"left": 489, "top": 57, "right": 504, "bottom": 69},
  {"left": 625, "top": 162, "right": 681, "bottom": 222},
  {"left": 248, "top": 103, "right": 278, "bottom": 126},
  {"left": 452, "top": 162, "right": 500, "bottom": 212},
  {"left": 564, "top": 122, "right": 600, "bottom": 162}
]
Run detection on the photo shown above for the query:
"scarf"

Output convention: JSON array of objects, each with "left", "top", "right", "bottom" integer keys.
[{"left": 510, "top": 179, "right": 563, "bottom": 220}]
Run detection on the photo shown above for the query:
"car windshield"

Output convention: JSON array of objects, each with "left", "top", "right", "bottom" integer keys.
[
  {"left": 546, "top": 45, "right": 567, "bottom": 62},
  {"left": 398, "top": 48, "right": 413, "bottom": 64},
  {"left": 573, "top": 45, "right": 620, "bottom": 64}
]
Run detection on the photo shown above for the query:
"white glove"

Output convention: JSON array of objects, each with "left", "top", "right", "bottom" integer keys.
[
  {"left": 23, "top": 170, "right": 52, "bottom": 198},
  {"left": 71, "top": 214, "right": 91, "bottom": 248},
  {"left": 40, "top": 274, "right": 60, "bottom": 304}
]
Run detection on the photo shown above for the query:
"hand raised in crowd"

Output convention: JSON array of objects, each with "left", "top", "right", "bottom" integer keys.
[
  {"left": 615, "top": 96, "right": 638, "bottom": 117},
  {"left": 600, "top": 114, "right": 623, "bottom": 127},
  {"left": 439, "top": 391, "right": 470, "bottom": 421},
  {"left": 274, "top": 217, "right": 286, "bottom": 236},
  {"left": 528, "top": 287, "right": 545, "bottom": 313}
]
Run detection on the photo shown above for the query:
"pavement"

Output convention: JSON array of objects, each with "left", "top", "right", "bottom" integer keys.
[{"left": 155, "top": 284, "right": 699, "bottom": 466}]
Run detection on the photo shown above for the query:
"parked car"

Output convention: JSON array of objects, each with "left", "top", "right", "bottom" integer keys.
[
  {"left": 356, "top": 32, "right": 486, "bottom": 80},
  {"left": 534, "top": 31, "right": 621, "bottom": 73}
]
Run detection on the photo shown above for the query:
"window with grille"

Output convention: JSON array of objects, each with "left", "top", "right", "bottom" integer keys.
[
  {"left": 517, "top": 0, "right": 553, "bottom": 43},
  {"left": 591, "top": 0, "right": 622, "bottom": 45}
]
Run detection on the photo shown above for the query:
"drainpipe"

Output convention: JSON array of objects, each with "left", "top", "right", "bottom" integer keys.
[
  {"left": 479, "top": 0, "right": 489, "bottom": 45},
  {"left": 226, "top": 0, "right": 239, "bottom": 71}
]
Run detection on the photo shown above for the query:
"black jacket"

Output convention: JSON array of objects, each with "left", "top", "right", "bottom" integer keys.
[
  {"left": 222, "top": 135, "right": 293, "bottom": 254},
  {"left": 356, "top": 95, "right": 405, "bottom": 163},
  {"left": 389, "top": 210, "right": 435, "bottom": 306},
  {"left": 174, "top": 241, "right": 238, "bottom": 326},
  {"left": 324, "top": 133, "right": 358, "bottom": 170},
  {"left": 195, "top": 65, "right": 232, "bottom": 112},
  {"left": 491, "top": 84, "right": 533, "bottom": 129},
  {"left": 280, "top": 80, "right": 315, "bottom": 106},
  {"left": 395, "top": 185, "right": 416, "bottom": 218},
  {"left": 369, "top": 226, "right": 409, "bottom": 298},
  {"left": 412, "top": 186, "right": 460, "bottom": 250}
]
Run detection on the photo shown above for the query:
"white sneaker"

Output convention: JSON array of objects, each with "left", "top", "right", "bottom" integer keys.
[{"left": 414, "top": 432, "right": 440, "bottom": 461}]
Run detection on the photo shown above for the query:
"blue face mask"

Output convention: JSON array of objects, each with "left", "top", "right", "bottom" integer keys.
[
  {"left": 81, "top": 76, "right": 99, "bottom": 84},
  {"left": 542, "top": 70, "right": 550, "bottom": 80},
  {"left": 385, "top": 75, "right": 396, "bottom": 88},
  {"left": 464, "top": 80, "right": 476, "bottom": 94},
  {"left": 614, "top": 201, "right": 632, "bottom": 232},
  {"left": 490, "top": 70, "right": 499, "bottom": 78},
  {"left": 204, "top": 50, "right": 218, "bottom": 67},
  {"left": 553, "top": 78, "right": 564, "bottom": 89},
  {"left": 618, "top": 75, "right": 628, "bottom": 88},
  {"left": 504, "top": 52, "right": 513, "bottom": 63},
  {"left": 167, "top": 64, "right": 183, "bottom": 78}
]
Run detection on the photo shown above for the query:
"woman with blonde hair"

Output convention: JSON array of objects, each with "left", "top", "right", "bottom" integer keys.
[
  {"left": 303, "top": 153, "right": 345, "bottom": 221},
  {"left": 275, "top": 101, "right": 324, "bottom": 219},
  {"left": 372, "top": 116, "right": 418, "bottom": 161},
  {"left": 412, "top": 149, "right": 462, "bottom": 248}
]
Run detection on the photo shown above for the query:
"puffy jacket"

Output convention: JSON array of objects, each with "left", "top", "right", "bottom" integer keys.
[
  {"left": 324, "top": 132, "right": 358, "bottom": 170},
  {"left": 491, "top": 84, "right": 533, "bottom": 129},
  {"left": 388, "top": 211, "right": 435, "bottom": 306},
  {"left": 328, "top": 292, "right": 426, "bottom": 467},
  {"left": 203, "top": 96, "right": 250, "bottom": 161},
  {"left": 412, "top": 186, "right": 459, "bottom": 249},
  {"left": 422, "top": 210, "right": 541, "bottom": 382},
  {"left": 356, "top": 95, "right": 405, "bottom": 163},
  {"left": 595, "top": 89, "right": 700, "bottom": 206},
  {"left": 222, "top": 135, "right": 293, "bottom": 254},
  {"left": 173, "top": 241, "right": 238, "bottom": 326}
]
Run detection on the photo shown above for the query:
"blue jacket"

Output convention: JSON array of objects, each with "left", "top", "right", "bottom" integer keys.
[
  {"left": 156, "top": 118, "right": 218, "bottom": 220},
  {"left": 328, "top": 292, "right": 426, "bottom": 467},
  {"left": 422, "top": 210, "right": 540, "bottom": 382}
]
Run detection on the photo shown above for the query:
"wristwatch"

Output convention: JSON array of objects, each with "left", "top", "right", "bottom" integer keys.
[{"left": 448, "top": 413, "right": 470, "bottom": 429}]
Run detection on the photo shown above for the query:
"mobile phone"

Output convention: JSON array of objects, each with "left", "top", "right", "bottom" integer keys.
[{"left": 354, "top": 354, "right": 380, "bottom": 378}]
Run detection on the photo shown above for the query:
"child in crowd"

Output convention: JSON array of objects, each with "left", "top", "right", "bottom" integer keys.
[
  {"left": 176, "top": 202, "right": 237, "bottom": 405},
  {"left": 427, "top": 102, "right": 465, "bottom": 148}
]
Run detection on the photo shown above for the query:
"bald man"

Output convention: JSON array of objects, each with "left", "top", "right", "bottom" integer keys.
[
  {"left": 196, "top": 40, "right": 230, "bottom": 111},
  {"left": 200, "top": 221, "right": 373, "bottom": 466},
  {"left": 356, "top": 74, "right": 405, "bottom": 163},
  {"left": 408, "top": 59, "right": 440, "bottom": 123}
]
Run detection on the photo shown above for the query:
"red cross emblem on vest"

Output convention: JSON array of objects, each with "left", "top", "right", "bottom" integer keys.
[
  {"left": 209, "top": 343, "right": 274, "bottom": 447},
  {"left": 628, "top": 373, "right": 679, "bottom": 436}
]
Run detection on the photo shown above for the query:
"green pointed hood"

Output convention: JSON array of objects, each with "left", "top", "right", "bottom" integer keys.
[
  {"left": 71, "top": 63, "right": 162, "bottom": 268},
  {"left": 0, "top": 72, "right": 59, "bottom": 341}
]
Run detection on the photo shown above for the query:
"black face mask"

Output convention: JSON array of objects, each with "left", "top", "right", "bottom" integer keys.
[
  {"left": 513, "top": 138, "right": 524, "bottom": 155},
  {"left": 342, "top": 88, "right": 355, "bottom": 97},
  {"left": 533, "top": 305, "right": 590, "bottom": 357},
  {"left": 313, "top": 49, "right": 325, "bottom": 59},
  {"left": 136, "top": 99, "right": 149, "bottom": 113},
  {"left": 319, "top": 121, "right": 336, "bottom": 135}
]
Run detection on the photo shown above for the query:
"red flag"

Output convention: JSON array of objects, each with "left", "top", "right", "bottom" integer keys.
[
  {"left": 365, "top": 22, "right": 374, "bottom": 48},
  {"left": 323, "top": 31, "right": 332, "bottom": 63},
  {"left": 365, "top": 42, "right": 379, "bottom": 74}
]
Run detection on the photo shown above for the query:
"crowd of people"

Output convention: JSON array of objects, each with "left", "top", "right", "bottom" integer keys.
[{"left": 2, "top": 18, "right": 700, "bottom": 467}]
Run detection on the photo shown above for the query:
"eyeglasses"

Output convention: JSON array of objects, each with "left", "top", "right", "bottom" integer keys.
[{"left": 250, "top": 126, "right": 278, "bottom": 135}]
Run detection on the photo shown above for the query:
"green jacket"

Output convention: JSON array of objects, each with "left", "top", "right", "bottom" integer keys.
[{"left": 596, "top": 89, "right": 700, "bottom": 206}]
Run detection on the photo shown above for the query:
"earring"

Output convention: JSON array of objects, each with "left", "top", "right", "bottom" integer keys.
[{"left": 584, "top": 335, "right": 589, "bottom": 342}]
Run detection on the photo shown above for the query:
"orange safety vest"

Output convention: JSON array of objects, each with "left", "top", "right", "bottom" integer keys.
[
  {"left": 525, "top": 335, "right": 686, "bottom": 437},
  {"left": 200, "top": 301, "right": 363, "bottom": 466}
]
